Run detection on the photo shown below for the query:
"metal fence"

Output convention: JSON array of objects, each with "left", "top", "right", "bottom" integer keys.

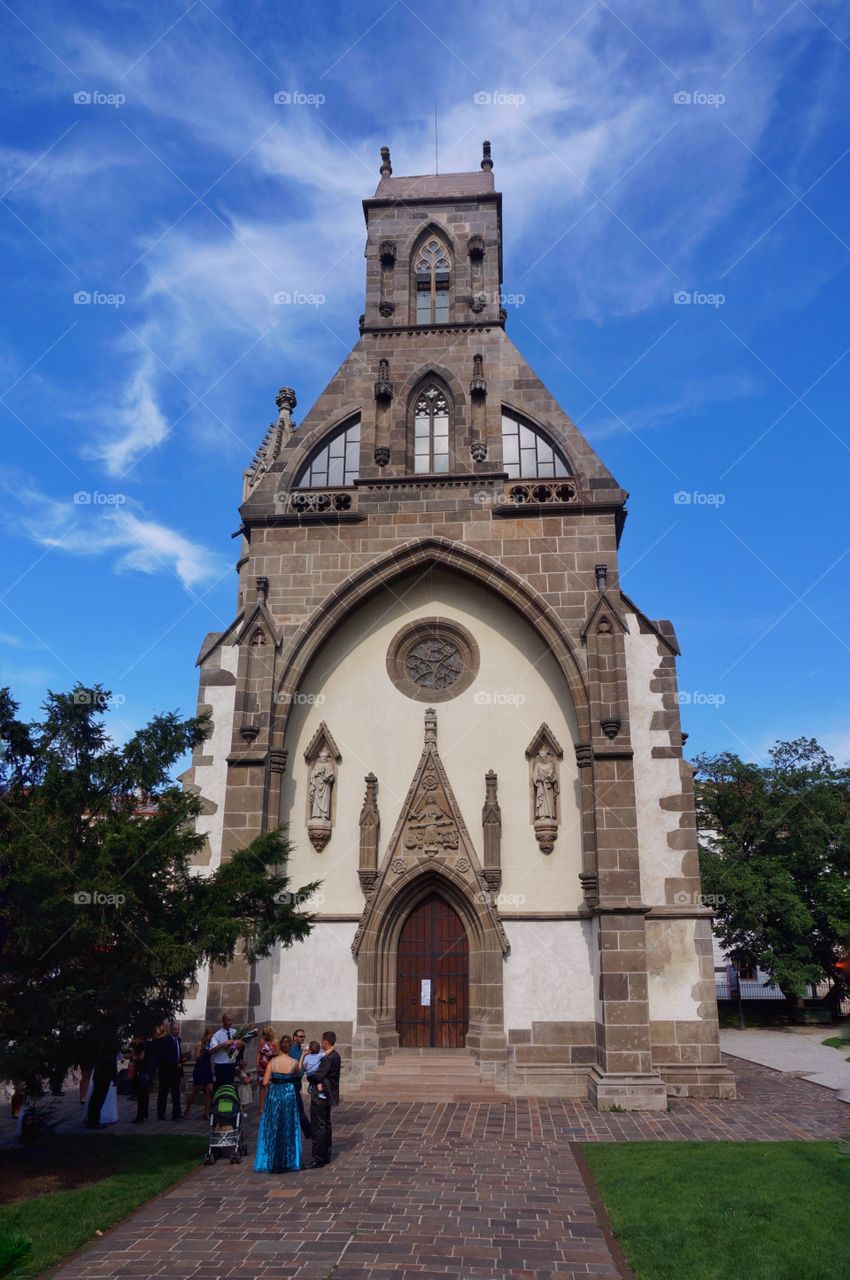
[
  {"left": 716, "top": 979, "right": 784, "bottom": 1000},
  {"left": 716, "top": 977, "right": 850, "bottom": 1013}
]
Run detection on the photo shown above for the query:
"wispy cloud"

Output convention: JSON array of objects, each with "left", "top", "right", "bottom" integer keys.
[
  {"left": 0, "top": 470, "right": 225, "bottom": 589},
  {"left": 584, "top": 373, "right": 758, "bottom": 440},
  {"left": 87, "top": 347, "right": 169, "bottom": 475}
]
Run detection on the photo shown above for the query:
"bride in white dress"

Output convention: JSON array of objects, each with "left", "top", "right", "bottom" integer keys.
[{"left": 84, "top": 1056, "right": 120, "bottom": 1124}]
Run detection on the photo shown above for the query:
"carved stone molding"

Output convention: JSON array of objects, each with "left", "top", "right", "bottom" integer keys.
[
  {"left": 468, "top": 232, "right": 485, "bottom": 260},
  {"left": 358, "top": 772, "right": 380, "bottom": 891},
  {"left": 470, "top": 292, "right": 487, "bottom": 314},
  {"left": 386, "top": 618, "right": 480, "bottom": 703},
  {"left": 378, "top": 300, "right": 394, "bottom": 317},
  {"left": 601, "top": 717, "right": 622, "bottom": 740},
  {"left": 482, "top": 769, "right": 502, "bottom": 891},
  {"left": 470, "top": 439, "right": 487, "bottom": 462},
  {"left": 574, "top": 742, "right": 593, "bottom": 768},
  {"left": 351, "top": 708, "right": 510, "bottom": 959},
  {"left": 374, "top": 357, "right": 393, "bottom": 400},
  {"left": 470, "top": 352, "right": 487, "bottom": 396},
  {"left": 373, "top": 446, "right": 390, "bottom": 467},
  {"left": 379, "top": 239, "right": 397, "bottom": 265},
  {"left": 269, "top": 749, "right": 289, "bottom": 775}
]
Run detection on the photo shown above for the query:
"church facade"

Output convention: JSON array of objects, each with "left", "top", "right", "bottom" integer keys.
[{"left": 181, "top": 144, "right": 734, "bottom": 1109}]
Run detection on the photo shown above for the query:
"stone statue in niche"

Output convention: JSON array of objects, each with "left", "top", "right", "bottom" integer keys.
[
  {"left": 525, "top": 724, "right": 564, "bottom": 854},
  {"left": 303, "top": 723, "right": 342, "bottom": 851},
  {"left": 309, "top": 749, "right": 335, "bottom": 821},
  {"left": 532, "top": 748, "right": 559, "bottom": 821}
]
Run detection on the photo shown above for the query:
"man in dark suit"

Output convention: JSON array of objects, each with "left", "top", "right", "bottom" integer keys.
[
  {"left": 156, "top": 1021, "right": 184, "bottom": 1120},
  {"left": 306, "top": 1031, "right": 341, "bottom": 1167}
]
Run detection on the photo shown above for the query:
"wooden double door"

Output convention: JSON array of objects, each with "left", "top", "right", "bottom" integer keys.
[{"left": 396, "top": 894, "right": 469, "bottom": 1048}]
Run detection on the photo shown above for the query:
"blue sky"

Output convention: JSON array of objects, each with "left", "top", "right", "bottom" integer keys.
[{"left": 0, "top": 0, "right": 848, "bottom": 766}]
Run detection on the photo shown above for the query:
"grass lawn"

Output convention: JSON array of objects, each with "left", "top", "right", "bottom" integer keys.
[
  {"left": 821, "top": 1036, "right": 850, "bottom": 1059},
  {"left": 582, "top": 1140, "right": 849, "bottom": 1280},
  {"left": 0, "top": 1134, "right": 203, "bottom": 1277},
  {"left": 716, "top": 1005, "right": 791, "bottom": 1030}
]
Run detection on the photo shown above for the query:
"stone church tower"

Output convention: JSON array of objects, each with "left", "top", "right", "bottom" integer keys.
[{"left": 182, "top": 144, "right": 734, "bottom": 1109}]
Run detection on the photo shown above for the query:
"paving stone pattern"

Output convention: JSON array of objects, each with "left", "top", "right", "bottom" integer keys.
[{"left": 52, "top": 1059, "right": 849, "bottom": 1280}]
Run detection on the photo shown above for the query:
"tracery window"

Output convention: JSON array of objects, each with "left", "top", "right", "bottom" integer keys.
[
  {"left": 295, "top": 416, "right": 360, "bottom": 488},
  {"left": 501, "top": 409, "right": 570, "bottom": 479},
  {"left": 413, "top": 385, "right": 450, "bottom": 474},
  {"left": 414, "top": 237, "right": 451, "bottom": 325}
]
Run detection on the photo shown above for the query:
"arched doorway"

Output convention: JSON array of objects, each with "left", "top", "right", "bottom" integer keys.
[{"left": 396, "top": 894, "right": 469, "bottom": 1048}]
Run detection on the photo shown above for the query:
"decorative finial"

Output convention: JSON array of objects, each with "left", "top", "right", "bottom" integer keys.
[
  {"left": 595, "top": 564, "right": 608, "bottom": 592},
  {"left": 380, "top": 145, "right": 392, "bottom": 177},
  {"left": 275, "top": 387, "right": 297, "bottom": 438},
  {"left": 481, "top": 140, "right": 493, "bottom": 172},
  {"left": 424, "top": 707, "right": 437, "bottom": 745}
]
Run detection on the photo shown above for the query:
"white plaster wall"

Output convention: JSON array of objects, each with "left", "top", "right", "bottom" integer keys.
[
  {"left": 180, "top": 967, "right": 210, "bottom": 1022},
  {"left": 624, "top": 613, "right": 685, "bottom": 907},
  {"left": 269, "top": 923, "right": 359, "bottom": 1024},
  {"left": 645, "top": 918, "right": 701, "bottom": 1019},
  {"left": 183, "top": 644, "right": 238, "bottom": 1023},
  {"left": 503, "top": 920, "right": 596, "bottom": 1026},
  {"left": 277, "top": 569, "right": 583, "bottom": 916},
  {"left": 192, "top": 642, "right": 239, "bottom": 875}
]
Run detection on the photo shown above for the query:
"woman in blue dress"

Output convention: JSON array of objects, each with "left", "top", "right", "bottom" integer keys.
[{"left": 254, "top": 1034, "right": 302, "bottom": 1173}]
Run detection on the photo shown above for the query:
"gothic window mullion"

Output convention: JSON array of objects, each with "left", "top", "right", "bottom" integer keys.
[
  {"left": 501, "top": 409, "right": 570, "bottom": 480},
  {"left": 414, "top": 237, "right": 451, "bottom": 326},
  {"left": 414, "top": 386, "right": 450, "bottom": 475}
]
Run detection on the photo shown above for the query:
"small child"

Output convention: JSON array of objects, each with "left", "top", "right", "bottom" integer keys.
[
  {"left": 237, "top": 1065, "right": 255, "bottom": 1109},
  {"left": 302, "top": 1041, "right": 324, "bottom": 1074},
  {"left": 303, "top": 1041, "right": 325, "bottom": 1096}
]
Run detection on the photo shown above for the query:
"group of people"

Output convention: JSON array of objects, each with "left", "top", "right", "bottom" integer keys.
[
  {"left": 81, "top": 1012, "right": 342, "bottom": 1172},
  {"left": 78, "top": 1021, "right": 189, "bottom": 1130}
]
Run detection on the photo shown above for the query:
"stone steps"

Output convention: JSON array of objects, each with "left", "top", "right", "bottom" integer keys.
[{"left": 348, "top": 1048, "right": 510, "bottom": 1102}]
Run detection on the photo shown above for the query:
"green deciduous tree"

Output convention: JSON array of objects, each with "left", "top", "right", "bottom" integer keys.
[
  {"left": 0, "top": 686, "right": 319, "bottom": 1096},
  {"left": 696, "top": 738, "right": 850, "bottom": 1010}
]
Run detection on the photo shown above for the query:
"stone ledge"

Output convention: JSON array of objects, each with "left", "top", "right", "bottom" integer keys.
[{"left": 587, "top": 1067, "right": 668, "bottom": 1112}]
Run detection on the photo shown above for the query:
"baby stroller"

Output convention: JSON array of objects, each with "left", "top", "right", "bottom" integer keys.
[{"left": 203, "top": 1084, "right": 248, "bottom": 1165}]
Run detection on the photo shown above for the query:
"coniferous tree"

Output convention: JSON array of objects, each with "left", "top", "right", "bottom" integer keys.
[{"left": 0, "top": 686, "right": 318, "bottom": 1096}]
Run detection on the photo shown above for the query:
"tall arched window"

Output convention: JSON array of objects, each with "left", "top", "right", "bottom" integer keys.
[
  {"left": 414, "top": 237, "right": 451, "bottom": 325},
  {"left": 295, "top": 416, "right": 360, "bottom": 488},
  {"left": 413, "top": 385, "right": 450, "bottom": 474},
  {"left": 501, "top": 409, "right": 570, "bottom": 479}
]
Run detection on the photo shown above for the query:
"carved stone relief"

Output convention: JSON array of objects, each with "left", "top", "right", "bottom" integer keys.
[
  {"left": 351, "top": 708, "right": 510, "bottom": 958},
  {"left": 386, "top": 618, "right": 479, "bottom": 703}
]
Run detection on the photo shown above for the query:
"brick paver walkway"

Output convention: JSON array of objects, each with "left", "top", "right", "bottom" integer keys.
[{"left": 50, "top": 1058, "right": 850, "bottom": 1280}]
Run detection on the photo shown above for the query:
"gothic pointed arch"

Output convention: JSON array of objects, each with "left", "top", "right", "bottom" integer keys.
[
  {"left": 409, "top": 223, "right": 454, "bottom": 325},
  {"left": 268, "top": 535, "right": 591, "bottom": 757},
  {"left": 408, "top": 373, "right": 453, "bottom": 474},
  {"left": 354, "top": 863, "right": 506, "bottom": 1059}
]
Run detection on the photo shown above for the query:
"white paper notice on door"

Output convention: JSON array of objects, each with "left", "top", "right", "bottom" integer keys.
[{"left": 420, "top": 979, "right": 432, "bottom": 1006}]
